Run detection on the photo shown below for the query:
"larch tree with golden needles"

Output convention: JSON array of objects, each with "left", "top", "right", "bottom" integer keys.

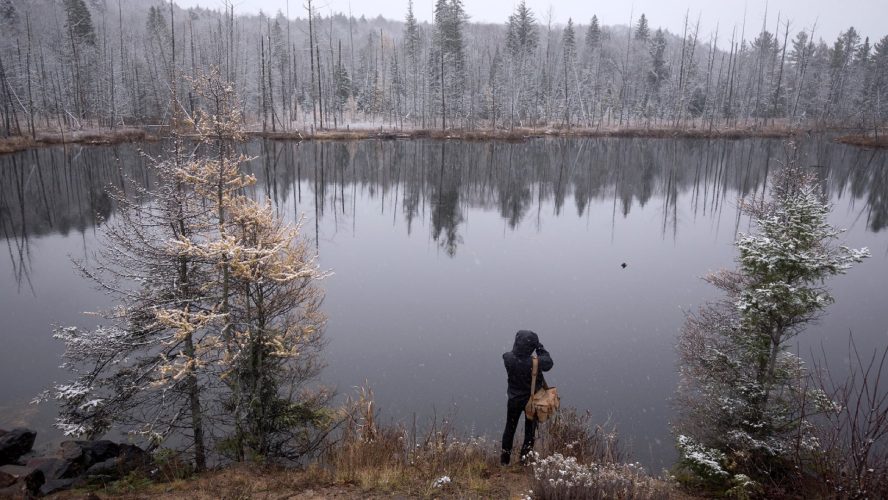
[
  {"left": 48, "top": 68, "right": 331, "bottom": 468},
  {"left": 181, "top": 70, "right": 333, "bottom": 460},
  {"left": 48, "top": 123, "right": 221, "bottom": 471}
]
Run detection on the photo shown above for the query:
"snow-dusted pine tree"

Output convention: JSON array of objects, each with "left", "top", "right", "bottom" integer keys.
[{"left": 675, "top": 142, "right": 869, "bottom": 493}]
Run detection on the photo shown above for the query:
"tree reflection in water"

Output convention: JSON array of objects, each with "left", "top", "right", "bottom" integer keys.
[{"left": 1, "top": 136, "right": 886, "bottom": 272}]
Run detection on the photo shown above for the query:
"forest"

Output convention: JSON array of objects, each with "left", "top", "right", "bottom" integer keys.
[
  {"left": 0, "top": 0, "right": 887, "bottom": 138},
  {"left": 1, "top": 1, "right": 888, "bottom": 499}
]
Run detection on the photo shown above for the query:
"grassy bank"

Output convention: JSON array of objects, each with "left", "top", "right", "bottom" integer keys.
[
  {"left": 7, "top": 125, "right": 887, "bottom": 156},
  {"left": 50, "top": 398, "right": 689, "bottom": 499},
  {"left": 0, "top": 124, "right": 809, "bottom": 156},
  {"left": 835, "top": 132, "right": 888, "bottom": 148},
  {"left": 254, "top": 124, "right": 799, "bottom": 143},
  {"left": 0, "top": 128, "right": 160, "bottom": 155}
]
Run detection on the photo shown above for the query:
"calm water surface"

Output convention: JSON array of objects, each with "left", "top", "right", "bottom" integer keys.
[{"left": 2, "top": 137, "right": 887, "bottom": 469}]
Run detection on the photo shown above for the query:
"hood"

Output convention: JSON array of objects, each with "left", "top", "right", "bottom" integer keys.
[{"left": 511, "top": 330, "right": 539, "bottom": 357}]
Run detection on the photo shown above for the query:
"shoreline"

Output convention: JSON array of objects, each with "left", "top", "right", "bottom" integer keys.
[
  {"left": 0, "top": 128, "right": 161, "bottom": 155},
  {"left": 834, "top": 132, "right": 888, "bottom": 149},
  {"left": 254, "top": 125, "right": 800, "bottom": 142},
  {"left": 1, "top": 125, "right": 884, "bottom": 156}
]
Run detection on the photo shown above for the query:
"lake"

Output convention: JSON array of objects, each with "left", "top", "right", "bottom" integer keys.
[{"left": 1, "top": 137, "right": 886, "bottom": 470}]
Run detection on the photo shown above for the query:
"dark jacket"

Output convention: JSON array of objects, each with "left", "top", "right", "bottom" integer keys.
[{"left": 503, "top": 330, "right": 554, "bottom": 402}]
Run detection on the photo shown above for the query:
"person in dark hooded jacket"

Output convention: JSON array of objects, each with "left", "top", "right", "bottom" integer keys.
[{"left": 501, "top": 329, "right": 553, "bottom": 465}]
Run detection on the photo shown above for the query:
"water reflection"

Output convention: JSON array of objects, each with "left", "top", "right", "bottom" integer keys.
[
  {"left": 1, "top": 137, "right": 886, "bottom": 467},
  {"left": 3, "top": 138, "right": 886, "bottom": 253},
  {"left": 248, "top": 139, "right": 883, "bottom": 257}
]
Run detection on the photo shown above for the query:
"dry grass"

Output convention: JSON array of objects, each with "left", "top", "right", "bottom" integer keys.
[
  {"left": 530, "top": 456, "right": 679, "bottom": 500},
  {"left": 52, "top": 464, "right": 361, "bottom": 499},
  {"left": 251, "top": 124, "right": 800, "bottom": 144},
  {"left": 3, "top": 124, "right": 807, "bottom": 155},
  {"left": 0, "top": 127, "right": 160, "bottom": 155},
  {"left": 835, "top": 132, "right": 888, "bottom": 149},
  {"left": 0, "top": 135, "right": 35, "bottom": 154},
  {"left": 536, "top": 408, "right": 626, "bottom": 465},
  {"left": 529, "top": 409, "right": 684, "bottom": 500},
  {"left": 318, "top": 386, "right": 520, "bottom": 497},
  {"left": 50, "top": 393, "right": 692, "bottom": 499}
]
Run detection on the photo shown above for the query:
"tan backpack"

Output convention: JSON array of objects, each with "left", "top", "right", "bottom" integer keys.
[{"left": 524, "top": 356, "right": 560, "bottom": 422}]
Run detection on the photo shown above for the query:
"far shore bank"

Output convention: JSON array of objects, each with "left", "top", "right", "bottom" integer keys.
[
  {"left": 1, "top": 124, "right": 884, "bottom": 156},
  {"left": 0, "top": 128, "right": 161, "bottom": 155}
]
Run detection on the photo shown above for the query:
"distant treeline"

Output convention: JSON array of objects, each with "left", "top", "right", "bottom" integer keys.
[{"left": 0, "top": 0, "right": 886, "bottom": 136}]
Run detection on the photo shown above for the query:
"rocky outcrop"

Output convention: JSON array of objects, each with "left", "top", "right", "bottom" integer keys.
[
  {"left": 0, "top": 464, "right": 45, "bottom": 497},
  {"left": 0, "top": 429, "right": 37, "bottom": 465},
  {"left": 0, "top": 430, "right": 151, "bottom": 497}
]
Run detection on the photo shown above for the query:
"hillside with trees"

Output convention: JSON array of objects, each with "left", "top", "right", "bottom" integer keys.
[{"left": 0, "top": 0, "right": 886, "bottom": 139}]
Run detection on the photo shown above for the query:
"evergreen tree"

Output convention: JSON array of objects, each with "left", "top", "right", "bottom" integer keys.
[
  {"left": 874, "top": 35, "right": 888, "bottom": 126},
  {"left": 855, "top": 36, "right": 871, "bottom": 65},
  {"left": 843, "top": 27, "right": 862, "bottom": 60},
  {"left": 687, "top": 86, "right": 706, "bottom": 117},
  {"left": 875, "top": 34, "right": 888, "bottom": 63},
  {"left": 432, "top": 0, "right": 467, "bottom": 125},
  {"left": 64, "top": 0, "right": 96, "bottom": 47},
  {"left": 506, "top": 0, "right": 538, "bottom": 59},
  {"left": 334, "top": 60, "right": 352, "bottom": 107},
  {"left": 270, "top": 18, "right": 287, "bottom": 69},
  {"left": 635, "top": 13, "right": 650, "bottom": 42},
  {"left": 789, "top": 31, "right": 815, "bottom": 67},
  {"left": 562, "top": 18, "right": 576, "bottom": 126},
  {"left": 0, "top": 0, "right": 17, "bottom": 27},
  {"left": 404, "top": 0, "right": 420, "bottom": 61},
  {"left": 648, "top": 29, "right": 669, "bottom": 91},
  {"left": 585, "top": 15, "right": 601, "bottom": 52},
  {"left": 146, "top": 6, "right": 168, "bottom": 42},
  {"left": 403, "top": 0, "right": 421, "bottom": 115},
  {"left": 390, "top": 49, "right": 405, "bottom": 117},
  {"left": 505, "top": 0, "right": 538, "bottom": 124},
  {"left": 563, "top": 19, "right": 576, "bottom": 60},
  {"left": 485, "top": 46, "right": 504, "bottom": 124},
  {"left": 676, "top": 144, "right": 869, "bottom": 492},
  {"left": 874, "top": 35, "right": 888, "bottom": 92}
]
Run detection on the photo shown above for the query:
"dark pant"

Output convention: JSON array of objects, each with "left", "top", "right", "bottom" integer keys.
[{"left": 501, "top": 397, "right": 536, "bottom": 464}]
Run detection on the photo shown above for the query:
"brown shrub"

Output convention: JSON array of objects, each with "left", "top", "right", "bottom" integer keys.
[
  {"left": 537, "top": 408, "right": 626, "bottom": 465},
  {"left": 322, "top": 385, "right": 507, "bottom": 496}
]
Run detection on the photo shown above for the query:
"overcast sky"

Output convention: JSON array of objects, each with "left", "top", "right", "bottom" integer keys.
[{"left": 173, "top": 0, "right": 887, "bottom": 46}]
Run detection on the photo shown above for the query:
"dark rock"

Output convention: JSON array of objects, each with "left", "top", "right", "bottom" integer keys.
[
  {"left": 58, "top": 441, "right": 84, "bottom": 462},
  {"left": 0, "top": 465, "right": 45, "bottom": 497},
  {"left": 0, "top": 465, "right": 35, "bottom": 478},
  {"left": 57, "top": 440, "right": 120, "bottom": 468},
  {"left": 0, "top": 429, "right": 36, "bottom": 465},
  {"left": 0, "top": 484, "right": 24, "bottom": 498},
  {"left": 0, "top": 440, "right": 150, "bottom": 496},
  {"left": 25, "top": 457, "right": 78, "bottom": 480},
  {"left": 116, "top": 444, "right": 149, "bottom": 475},
  {"left": 39, "top": 477, "right": 76, "bottom": 496},
  {"left": 81, "top": 440, "right": 120, "bottom": 464},
  {"left": 51, "top": 440, "right": 121, "bottom": 480},
  {"left": 85, "top": 457, "right": 118, "bottom": 477},
  {"left": 86, "top": 450, "right": 146, "bottom": 479},
  {"left": 0, "top": 470, "right": 14, "bottom": 488}
]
